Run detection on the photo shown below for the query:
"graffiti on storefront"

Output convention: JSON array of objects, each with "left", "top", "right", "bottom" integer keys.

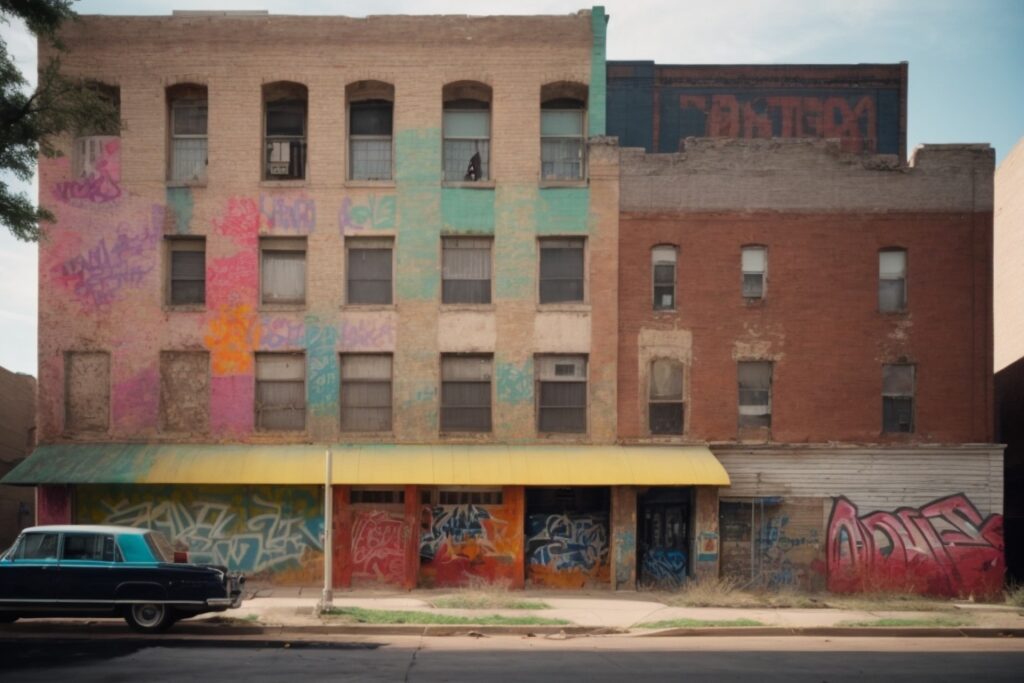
[
  {"left": 351, "top": 510, "right": 406, "bottom": 585},
  {"left": 827, "top": 494, "right": 1004, "bottom": 598},
  {"left": 641, "top": 547, "right": 687, "bottom": 589},
  {"left": 526, "top": 513, "right": 609, "bottom": 588},
  {"left": 77, "top": 486, "right": 323, "bottom": 583},
  {"left": 419, "top": 504, "right": 520, "bottom": 587}
]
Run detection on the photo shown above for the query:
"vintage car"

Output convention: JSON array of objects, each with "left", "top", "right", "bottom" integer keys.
[{"left": 0, "top": 525, "right": 244, "bottom": 633}]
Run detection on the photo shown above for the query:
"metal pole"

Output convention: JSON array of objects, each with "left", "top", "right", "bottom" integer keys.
[{"left": 320, "top": 446, "right": 333, "bottom": 611}]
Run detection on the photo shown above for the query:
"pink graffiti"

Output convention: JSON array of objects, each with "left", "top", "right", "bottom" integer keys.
[
  {"left": 112, "top": 366, "right": 159, "bottom": 432},
  {"left": 207, "top": 251, "right": 258, "bottom": 310},
  {"left": 52, "top": 138, "right": 122, "bottom": 204},
  {"left": 260, "top": 194, "right": 316, "bottom": 232},
  {"left": 827, "top": 494, "right": 1004, "bottom": 598},
  {"left": 339, "top": 319, "right": 395, "bottom": 350},
  {"left": 351, "top": 511, "right": 406, "bottom": 584},
  {"left": 52, "top": 208, "right": 163, "bottom": 307},
  {"left": 261, "top": 317, "right": 305, "bottom": 349},
  {"left": 214, "top": 197, "right": 262, "bottom": 248},
  {"left": 210, "top": 375, "right": 255, "bottom": 435}
]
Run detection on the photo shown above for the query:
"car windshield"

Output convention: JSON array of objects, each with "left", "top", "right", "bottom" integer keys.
[{"left": 143, "top": 531, "right": 177, "bottom": 563}]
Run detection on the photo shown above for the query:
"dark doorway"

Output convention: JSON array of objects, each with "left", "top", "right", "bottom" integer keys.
[{"left": 638, "top": 487, "right": 691, "bottom": 589}]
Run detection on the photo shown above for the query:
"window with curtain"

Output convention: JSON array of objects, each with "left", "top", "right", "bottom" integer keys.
[
  {"left": 260, "top": 238, "right": 306, "bottom": 305},
  {"left": 264, "top": 94, "right": 306, "bottom": 180},
  {"left": 738, "top": 361, "right": 772, "bottom": 429},
  {"left": 541, "top": 98, "right": 585, "bottom": 180},
  {"left": 539, "top": 238, "right": 585, "bottom": 304},
  {"left": 879, "top": 249, "right": 907, "bottom": 312},
  {"left": 444, "top": 99, "right": 490, "bottom": 181},
  {"left": 441, "top": 355, "right": 492, "bottom": 432},
  {"left": 167, "top": 237, "right": 205, "bottom": 305},
  {"left": 882, "top": 363, "right": 915, "bottom": 433},
  {"left": 652, "top": 245, "right": 676, "bottom": 310},
  {"left": 340, "top": 354, "right": 392, "bottom": 431},
  {"left": 346, "top": 237, "right": 393, "bottom": 305},
  {"left": 536, "top": 355, "right": 587, "bottom": 433},
  {"left": 442, "top": 237, "right": 492, "bottom": 304},
  {"left": 256, "top": 353, "right": 305, "bottom": 431},
  {"left": 350, "top": 100, "right": 393, "bottom": 180},
  {"left": 742, "top": 246, "right": 767, "bottom": 299},
  {"left": 169, "top": 94, "right": 207, "bottom": 182},
  {"left": 649, "top": 358, "right": 684, "bottom": 435}
]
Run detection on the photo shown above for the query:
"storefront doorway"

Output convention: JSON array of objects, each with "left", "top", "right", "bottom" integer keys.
[{"left": 638, "top": 487, "right": 692, "bottom": 589}]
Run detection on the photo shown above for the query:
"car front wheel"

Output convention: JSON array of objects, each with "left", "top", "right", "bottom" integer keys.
[{"left": 125, "top": 603, "right": 174, "bottom": 633}]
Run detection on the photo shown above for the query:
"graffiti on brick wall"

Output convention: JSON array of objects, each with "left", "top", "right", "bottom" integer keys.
[
  {"left": 351, "top": 510, "right": 406, "bottom": 584},
  {"left": 52, "top": 207, "right": 163, "bottom": 308},
  {"left": 640, "top": 547, "right": 688, "bottom": 589},
  {"left": 215, "top": 197, "right": 262, "bottom": 248},
  {"left": 827, "top": 494, "right": 1005, "bottom": 598},
  {"left": 526, "top": 513, "right": 609, "bottom": 588},
  {"left": 112, "top": 365, "right": 159, "bottom": 432},
  {"left": 260, "top": 194, "right": 316, "bottom": 232},
  {"left": 675, "top": 92, "right": 878, "bottom": 153},
  {"left": 419, "top": 504, "right": 521, "bottom": 587},
  {"left": 205, "top": 303, "right": 260, "bottom": 375},
  {"left": 339, "top": 195, "right": 396, "bottom": 233},
  {"left": 260, "top": 316, "right": 305, "bottom": 350},
  {"left": 339, "top": 319, "right": 395, "bottom": 350},
  {"left": 77, "top": 486, "right": 324, "bottom": 582},
  {"left": 210, "top": 375, "right": 254, "bottom": 435},
  {"left": 496, "top": 359, "right": 532, "bottom": 405},
  {"left": 52, "top": 137, "right": 122, "bottom": 204},
  {"left": 305, "top": 316, "right": 339, "bottom": 415}
]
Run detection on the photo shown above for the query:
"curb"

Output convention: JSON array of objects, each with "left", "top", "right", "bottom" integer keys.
[{"left": 636, "top": 627, "right": 1024, "bottom": 639}]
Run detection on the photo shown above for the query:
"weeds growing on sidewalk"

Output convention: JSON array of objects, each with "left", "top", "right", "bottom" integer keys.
[
  {"left": 636, "top": 618, "right": 764, "bottom": 629},
  {"left": 661, "top": 577, "right": 822, "bottom": 609},
  {"left": 322, "top": 607, "right": 568, "bottom": 626},
  {"left": 836, "top": 616, "right": 973, "bottom": 628},
  {"left": 1007, "top": 585, "right": 1024, "bottom": 608},
  {"left": 430, "top": 592, "right": 549, "bottom": 610}
]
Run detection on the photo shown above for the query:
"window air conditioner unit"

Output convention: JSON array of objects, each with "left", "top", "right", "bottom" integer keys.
[
  {"left": 538, "top": 357, "right": 586, "bottom": 381},
  {"left": 268, "top": 141, "right": 291, "bottom": 175}
]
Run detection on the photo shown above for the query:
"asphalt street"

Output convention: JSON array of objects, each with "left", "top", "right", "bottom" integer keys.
[{"left": 2, "top": 635, "right": 1024, "bottom": 682}]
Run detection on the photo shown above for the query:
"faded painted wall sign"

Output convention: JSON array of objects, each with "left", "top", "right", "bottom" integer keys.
[{"left": 827, "top": 494, "right": 1004, "bottom": 598}]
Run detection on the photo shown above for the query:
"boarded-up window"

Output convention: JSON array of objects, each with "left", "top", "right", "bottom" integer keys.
[
  {"left": 256, "top": 353, "right": 305, "bottom": 431},
  {"left": 441, "top": 355, "right": 492, "bottom": 432},
  {"left": 539, "top": 238, "right": 584, "bottom": 304},
  {"left": 340, "top": 354, "right": 392, "bottom": 431},
  {"left": 346, "top": 237, "right": 393, "bottom": 305},
  {"left": 442, "top": 237, "right": 491, "bottom": 304},
  {"left": 261, "top": 238, "right": 306, "bottom": 305},
  {"left": 882, "top": 363, "right": 915, "bottom": 433},
  {"left": 65, "top": 351, "right": 109, "bottom": 432},
  {"left": 879, "top": 249, "right": 907, "bottom": 312},
  {"left": 536, "top": 355, "right": 587, "bottom": 433},
  {"left": 741, "top": 246, "right": 766, "bottom": 299},
  {"left": 167, "top": 238, "right": 205, "bottom": 305},
  {"left": 738, "top": 361, "right": 771, "bottom": 429},
  {"left": 160, "top": 351, "right": 209, "bottom": 433},
  {"left": 649, "top": 359, "right": 684, "bottom": 435},
  {"left": 652, "top": 245, "right": 676, "bottom": 310}
]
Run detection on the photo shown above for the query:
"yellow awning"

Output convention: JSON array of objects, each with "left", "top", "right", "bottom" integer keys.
[{"left": 2, "top": 443, "right": 730, "bottom": 487}]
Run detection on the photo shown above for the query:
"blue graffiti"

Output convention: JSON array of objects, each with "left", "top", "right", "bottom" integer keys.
[
  {"left": 642, "top": 548, "right": 688, "bottom": 588},
  {"left": 526, "top": 513, "right": 608, "bottom": 571},
  {"left": 419, "top": 504, "right": 491, "bottom": 561}
]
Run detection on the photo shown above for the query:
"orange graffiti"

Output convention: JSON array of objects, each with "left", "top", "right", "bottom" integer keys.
[{"left": 205, "top": 303, "right": 261, "bottom": 375}]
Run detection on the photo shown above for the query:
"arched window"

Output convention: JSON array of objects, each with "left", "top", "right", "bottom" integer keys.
[
  {"left": 263, "top": 81, "right": 307, "bottom": 181},
  {"left": 540, "top": 82, "right": 587, "bottom": 180},
  {"left": 347, "top": 80, "right": 394, "bottom": 181},
  {"left": 443, "top": 81, "right": 491, "bottom": 182},
  {"left": 649, "top": 359, "right": 684, "bottom": 435},
  {"left": 167, "top": 83, "right": 207, "bottom": 182},
  {"left": 652, "top": 245, "right": 677, "bottom": 310}
]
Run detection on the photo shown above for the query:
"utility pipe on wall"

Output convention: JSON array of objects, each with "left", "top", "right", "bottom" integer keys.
[{"left": 320, "top": 446, "right": 333, "bottom": 611}]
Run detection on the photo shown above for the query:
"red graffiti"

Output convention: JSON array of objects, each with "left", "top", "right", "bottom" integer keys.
[
  {"left": 827, "top": 494, "right": 1004, "bottom": 598},
  {"left": 683, "top": 93, "right": 877, "bottom": 153},
  {"left": 214, "top": 197, "right": 262, "bottom": 248},
  {"left": 351, "top": 511, "right": 406, "bottom": 584}
]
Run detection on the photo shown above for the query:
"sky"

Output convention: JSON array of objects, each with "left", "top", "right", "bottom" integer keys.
[{"left": 0, "top": 0, "right": 1022, "bottom": 377}]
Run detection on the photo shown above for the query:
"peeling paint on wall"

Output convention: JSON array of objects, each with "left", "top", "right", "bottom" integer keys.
[{"left": 496, "top": 358, "right": 533, "bottom": 405}]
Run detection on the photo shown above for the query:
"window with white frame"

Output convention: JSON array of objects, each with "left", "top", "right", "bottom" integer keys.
[
  {"left": 539, "top": 238, "right": 585, "bottom": 304},
  {"left": 349, "top": 95, "right": 393, "bottom": 181},
  {"left": 442, "top": 237, "right": 491, "bottom": 304},
  {"left": 541, "top": 97, "right": 586, "bottom": 180},
  {"left": 879, "top": 248, "right": 907, "bottom": 312},
  {"left": 260, "top": 238, "right": 306, "bottom": 305},
  {"left": 882, "top": 363, "right": 915, "bottom": 433},
  {"left": 168, "top": 86, "right": 207, "bottom": 182},
  {"left": 263, "top": 82, "right": 307, "bottom": 181},
  {"left": 536, "top": 355, "right": 587, "bottom": 433},
  {"left": 738, "top": 361, "right": 772, "bottom": 429},
  {"left": 742, "top": 246, "right": 767, "bottom": 299},
  {"left": 256, "top": 353, "right": 305, "bottom": 431},
  {"left": 340, "top": 354, "right": 392, "bottom": 432},
  {"left": 443, "top": 84, "right": 490, "bottom": 181},
  {"left": 167, "top": 237, "right": 205, "bottom": 306},
  {"left": 346, "top": 237, "right": 393, "bottom": 305},
  {"left": 441, "top": 355, "right": 492, "bottom": 433},
  {"left": 649, "top": 358, "right": 684, "bottom": 435},
  {"left": 652, "top": 245, "right": 676, "bottom": 310}
]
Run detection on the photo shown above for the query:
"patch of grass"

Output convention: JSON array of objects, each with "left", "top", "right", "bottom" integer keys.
[
  {"left": 824, "top": 594, "right": 958, "bottom": 612},
  {"left": 661, "top": 577, "right": 825, "bottom": 609},
  {"left": 430, "top": 593, "right": 549, "bottom": 610},
  {"left": 837, "top": 616, "right": 972, "bottom": 628},
  {"left": 322, "top": 607, "right": 568, "bottom": 626},
  {"left": 637, "top": 618, "right": 764, "bottom": 629}
]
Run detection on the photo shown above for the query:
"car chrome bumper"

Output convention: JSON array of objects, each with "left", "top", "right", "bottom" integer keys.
[{"left": 206, "top": 597, "right": 234, "bottom": 607}]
